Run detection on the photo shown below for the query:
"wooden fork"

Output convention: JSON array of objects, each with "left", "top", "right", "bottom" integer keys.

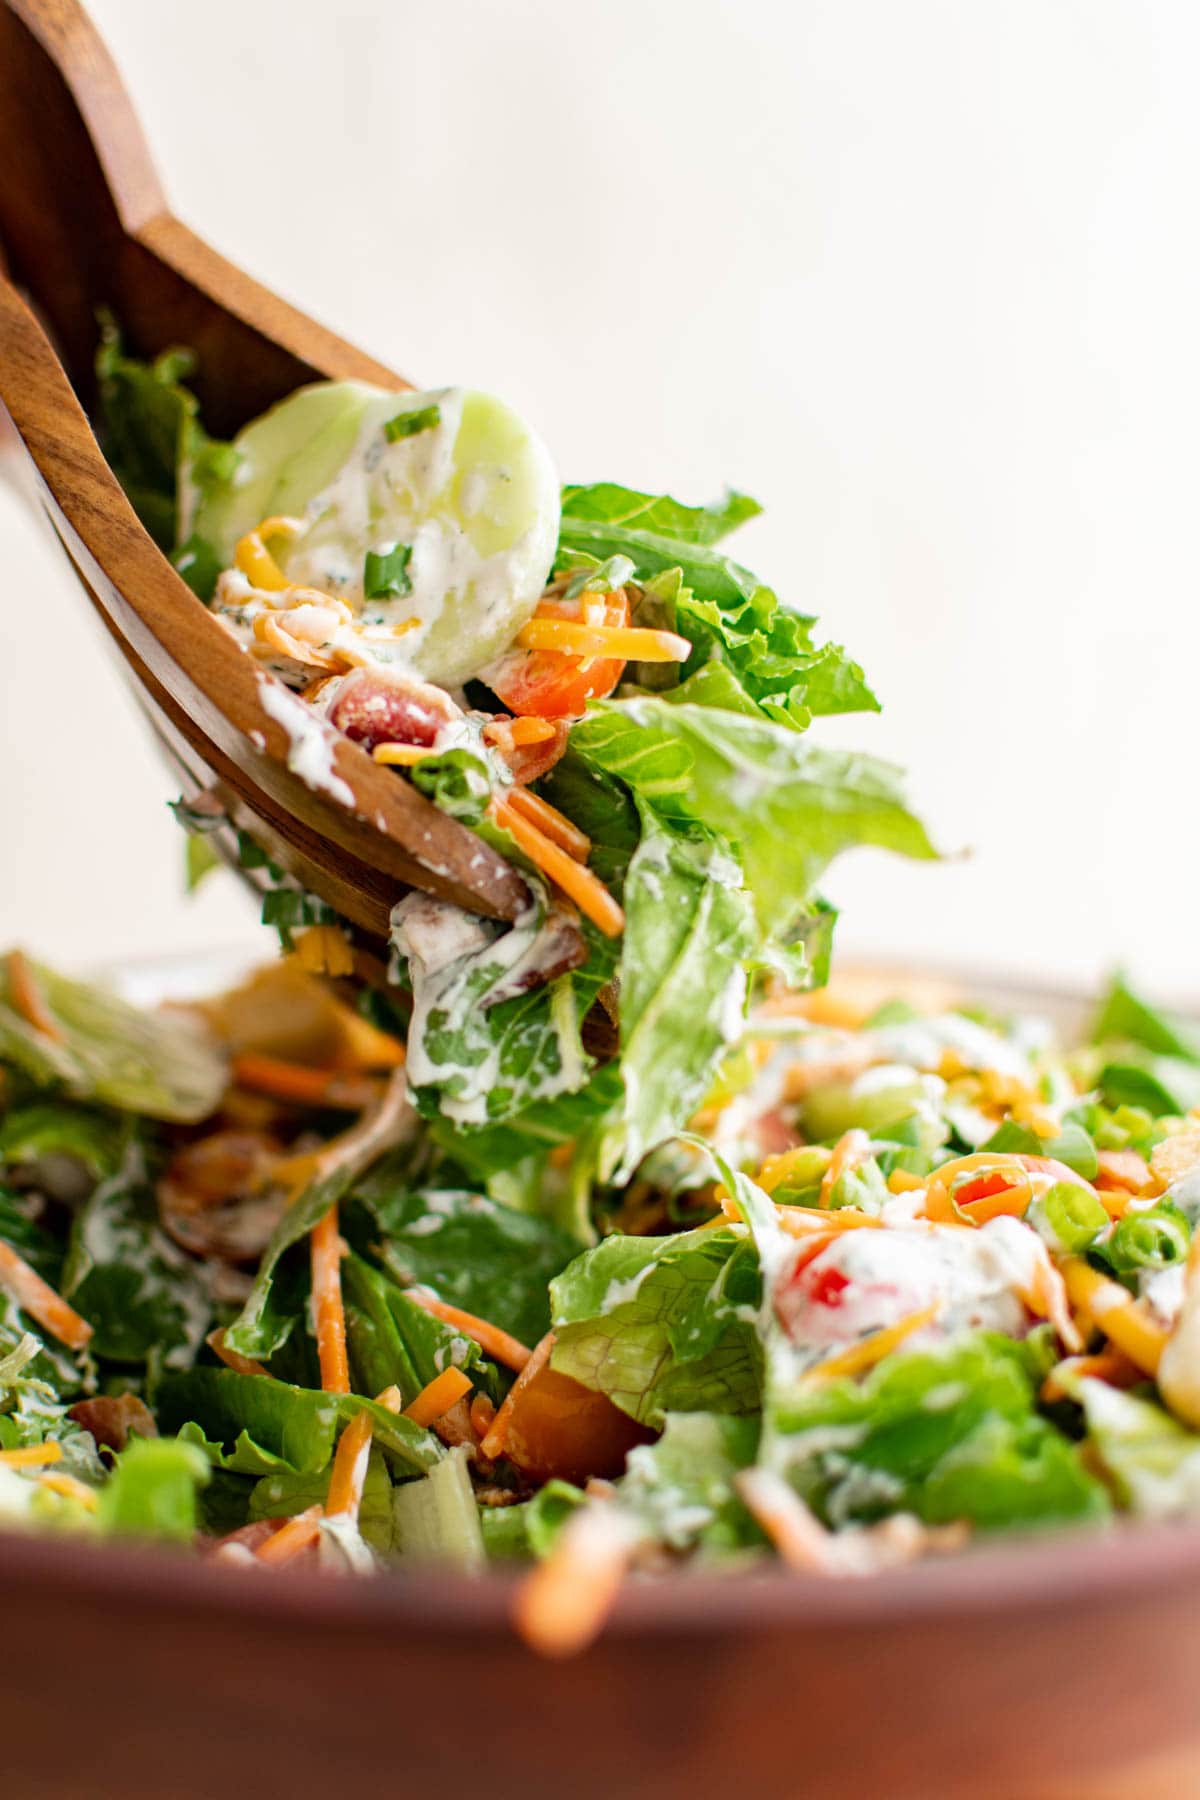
[{"left": 0, "top": 0, "right": 529, "bottom": 942}]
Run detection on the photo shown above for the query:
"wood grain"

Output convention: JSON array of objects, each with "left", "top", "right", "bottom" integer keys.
[{"left": 0, "top": 0, "right": 529, "bottom": 937}]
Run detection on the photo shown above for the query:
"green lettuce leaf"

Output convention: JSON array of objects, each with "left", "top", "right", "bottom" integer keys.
[
  {"left": 249, "top": 1446, "right": 395, "bottom": 1553},
  {"left": 359, "top": 1172, "right": 579, "bottom": 1346},
  {"left": 596, "top": 807, "right": 755, "bottom": 1181},
  {"left": 1079, "top": 1380, "right": 1200, "bottom": 1516},
  {"left": 619, "top": 1411, "right": 763, "bottom": 1551},
  {"left": 549, "top": 1226, "right": 762, "bottom": 1426},
  {"left": 560, "top": 483, "right": 762, "bottom": 547},
  {"left": 558, "top": 484, "right": 877, "bottom": 726},
  {"left": 0, "top": 1102, "right": 123, "bottom": 1182},
  {"left": 771, "top": 1333, "right": 1108, "bottom": 1531},
  {"left": 61, "top": 1159, "right": 211, "bottom": 1370},
  {"left": 1091, "top": 973, "right": 1200, "bottom": 1063},
  {"left": 571, "top": 696, "right": 935, "bottom": 936},
  {"left": 158, "top": 1367, "right": 440, "bottom": 1478},
  {"left": 393, "top": 885, "right": 613, "bottom": 1129},
  {"left": 0, "top": 960, "right": 227, "bottom": 1124},
  {"left": 97, "top": 1437, "right": 210, "bottom": 1542},
  {"left": 341, "top": 1251, "right": 502, "bottom": 1406}
]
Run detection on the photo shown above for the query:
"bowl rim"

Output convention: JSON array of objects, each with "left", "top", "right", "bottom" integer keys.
[{"left": 4, "top": 1509, "right": 1200, "bottom": 1641}]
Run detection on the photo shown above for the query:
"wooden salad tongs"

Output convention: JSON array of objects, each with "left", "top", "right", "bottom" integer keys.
[{"left": 0, "top": 0, "right": 529, "bottom": 941}]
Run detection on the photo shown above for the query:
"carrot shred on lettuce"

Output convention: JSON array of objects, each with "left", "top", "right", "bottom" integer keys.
[
  {"left": 402, "top": 1367, "right": 473, "bottom": 1429},
  {"left": 310, "top": 1205, "right": 350, "bottom": 1394},
  {"left": 0, "top": 1240, "right": 93, "bottom": 1351},
  {"left": 404, "top": 1291, "right": 532, "bottom": 1373}
]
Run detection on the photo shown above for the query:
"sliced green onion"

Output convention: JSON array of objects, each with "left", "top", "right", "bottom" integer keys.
[
  {"left": 363, "top": 543, "right": 413, "bottom": 599},
  {"left": 1107, "top": 1203, "right": 1190, "bottom": 1274},
  {"left": 1034, "top": 1182, "right": 1109, "bottom": 1254},
  {"left": 384, "top": 403, "right": 441, "bottom": 443}
]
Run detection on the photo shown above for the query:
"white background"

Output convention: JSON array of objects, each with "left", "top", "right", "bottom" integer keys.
[{"left": 2, "top": 1, "right": 1196, "bottom": 999}]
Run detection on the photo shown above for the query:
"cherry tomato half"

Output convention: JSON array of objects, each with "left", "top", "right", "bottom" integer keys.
[{"left": 487, "top": 591, "right": 630, "bottom": 719}]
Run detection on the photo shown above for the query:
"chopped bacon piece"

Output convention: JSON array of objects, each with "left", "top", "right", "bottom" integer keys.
[
  {"left": 67, "top": 1393, "right": 157, "bottom": 1453},
  {"left": 327, "top": 666, "right": 459, "bottom": 752}
]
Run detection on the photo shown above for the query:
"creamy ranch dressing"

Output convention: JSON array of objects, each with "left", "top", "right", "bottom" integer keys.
[{"left": 776, "top": 1220, "right": 1032, "bottom": 1356}]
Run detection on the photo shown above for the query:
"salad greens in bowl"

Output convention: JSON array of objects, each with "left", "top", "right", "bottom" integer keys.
[{"left": 2, "top": 335, "right": 1199, "bottom": 1661}]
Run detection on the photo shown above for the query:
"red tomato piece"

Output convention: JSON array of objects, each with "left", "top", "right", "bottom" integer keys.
[{"left": 487, "top": 591, "right": 630, "bottom": 719}]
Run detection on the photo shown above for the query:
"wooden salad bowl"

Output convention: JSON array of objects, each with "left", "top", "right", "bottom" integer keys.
[
  {"left": 0, "top": 0, "right": 529, "bottom": 940},
  {"left": 2, "top": 960, "right": 1199, "bottom": 1800}
]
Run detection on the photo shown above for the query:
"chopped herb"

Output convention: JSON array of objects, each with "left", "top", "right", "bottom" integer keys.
[
  {"left": 384, "top": 404, "right": 441, "bottom": 443},
  {"left": 364, "top": 543, "right": 414, "bottom": 599}
]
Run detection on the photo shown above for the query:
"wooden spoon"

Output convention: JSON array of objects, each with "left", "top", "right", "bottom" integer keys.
[{"left": 0, "top": 0, "right": 529, "bottom": 942}]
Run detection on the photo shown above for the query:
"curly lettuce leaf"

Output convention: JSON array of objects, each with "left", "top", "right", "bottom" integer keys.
[
  {"left": 558, "top": 484, "right": 876, "bottom": 726},
  {"left": 248, "top": 1447, "right": 395, "bottom": 1553},
  {"left": 560, "top": 483, "right": 762, "bottom": 547},
  {"left": 572, "top": 696, "right": 935, "bottom": 937},
  {"left": 770, "top": 1333, "right": 1107, "bottom": 1531}
]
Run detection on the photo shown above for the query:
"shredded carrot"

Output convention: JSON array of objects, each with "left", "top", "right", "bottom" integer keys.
[
  {"left": 469, "top": 1392, "right": 496, "bottom": 1441},
  {"left": 0, "top": 1440, "right": 63, "bottom": 1470},
  {"left": 1040, "top": 1347, "right": 1141, "bottom": 1404},
  {"left": 231, "top": 1053, "right": 380, "bottom": 1111},
  {"left": 310, "top": 1206, "right": 350, "bottom": 1394},
  {"left": 490, "top": 796, "right": 624, "bottom": 937},
  {"left": 38, "top": 1470, "right": 98, "bottom": 1510},
  {"left": 0, "top": 1240, "right": 93, "bottom": 1351},
  {"left": 293, "top": 925, "right": 355, "bottom": 978},
  {"left": 324, "top": 1392, "right": 404, "bottom": 1526},
  {"left": 957, "top": 1182, "right": 1034, "bottom": 1225},
  {"left": 235, "top": 516, "right": 306, "bottom": 591},
  {"left": 515, "top": 617, "right": 690, "bottom": 663},
  {"left": 325, "top": 1410, "right": 375, "bottom": 1520},
  {"left": 735, "top": 1467, "right": 847, "bottom": 1573},
  {"left": 804, "top": 1304, "right": 939, "bottom": 1385},
  {"left": 819, "top": 1129, "right": 872, "bottom": 1208},
  {"left": 372, "top": 743, "right": 432, "bottom": 767},
  {"left": 256, "top": 1505, "right": 323, "bottom": 1565},
  {"left": 402, "top": 1367, "right": 473, "bottom": 1428},
  {"left": 5, "top": 950, "right": 61, "bottom": 1042},
  {"left": 503, "top": 786, "right": 591, "bottom": 861},
  {"left": 720, "top": 1194, "right": 886, "bottom": 1238},
  {"left": 513, "top": 1502, "right": 640, "bottom": 1657},
  {"left": 1062, "top": 1257, "right": 1166, "bottom": 1375},
  {"left": 481, "top": 1332, "right": 556, "bottom": 1460},
  {"left": 206, "top": 1327, "right": 268, "bottom": 1379},
  {"left": 405, "top": 1291, "right": 532, "bottom": 1372}
]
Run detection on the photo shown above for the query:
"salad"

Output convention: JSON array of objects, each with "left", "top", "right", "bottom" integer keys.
[{"left": 1, "top": 333, "right": 1197, "bottom": 1656}]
